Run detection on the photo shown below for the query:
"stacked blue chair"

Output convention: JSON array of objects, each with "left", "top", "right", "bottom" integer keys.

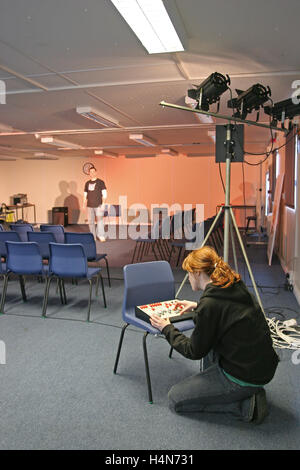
[
  {"left": 40, "top": 224, "right": 65, "bottom": 243},
  {"left": 0, "top": 241, "right": 48, "bottom": 314},
  {"left": 10, "top": 223, "right": 34, "bottom": 242},
  {"left": 113, "top": 261, "right": 194, "bottom": 403},
  {"left": 64, "top": 232, "right": 111, "bottom": 287},
  {"left": 131, "top": 219, "right": 164, "bottom": 263},
  {"left": 43, "top": 243, "right": 107, "bottom": 321}
]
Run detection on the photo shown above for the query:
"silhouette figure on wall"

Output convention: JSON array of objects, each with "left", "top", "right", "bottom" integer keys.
[{"left": 53, "top": 181, "right": 81, "bottom": 224}]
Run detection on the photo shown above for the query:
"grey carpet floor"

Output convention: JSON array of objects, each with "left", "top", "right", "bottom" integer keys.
[{"left": 0, "top": 239, "right": 299, "bottom": 450}]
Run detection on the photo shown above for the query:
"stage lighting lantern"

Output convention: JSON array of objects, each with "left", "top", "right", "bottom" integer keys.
[
  {"left": 187, "top": 72, "right": 231, "bottom": 112},
  {"left": 228, "top": 83, "right": 271, "bottom": 120},
  {"left": 264, "top": 98, "right": 300, "bottom": 128}
]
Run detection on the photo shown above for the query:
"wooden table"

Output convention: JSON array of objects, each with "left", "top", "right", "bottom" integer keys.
[{"left": 7, "top": 203, "right": 36, "bottom": 224}]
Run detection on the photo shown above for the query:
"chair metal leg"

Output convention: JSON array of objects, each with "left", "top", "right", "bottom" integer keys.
[
  {"left": 131, "top": 241, "right": 139, "bottom": 264},
  {"left": 104, "top": 257, "right": 111, "bottom": 287},
  {"left": 136, "top": 241, "right": 144, "bottom": 262},
  {"left": 168, "top": 245, "right": 174, "bottom": 263},
  {"left": 113, "top": 323, "right": 129, "bottom": 373},
  {"left": 61, "top": 279, "right": 67, "bottom": 304},
  {"left": 0, "top": 274, "right": 8, "bottom": 313},
  {"left": 58, "top": 279, "right": 65, "bottom": 305},
  {"left": 42, "top": 276, "right": 52, "bottom": 317},
  {"left": 143, "top": 332, "right": 153, "bottom": 403},
  {"left": 151, "top": 242, "right": 159, "bottom": 260},
  {"left": 99, "top": 273, "right": 107, "bottom": 308},
  {"left": 87, "top": 279, "right": 93, "bottom": 322},
  {"left": 140, "top": 241, "right": 147, "bottom": 261},
  {"left": 19, "top": 275, "right": 27, "bottom": 301},
  {"left": 176, "top": 247, "right": 183, "bottom": 266}
]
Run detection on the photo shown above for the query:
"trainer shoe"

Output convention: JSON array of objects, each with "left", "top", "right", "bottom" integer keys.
[{"left": 252, "top": 388, "right": 269, "bottom": 425}]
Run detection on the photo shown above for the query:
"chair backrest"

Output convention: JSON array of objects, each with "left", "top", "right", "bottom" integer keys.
[
  {"left": 9, "top": 223, "right": 34, "bottom": 241},
  {"left": 64, "top": 232, "right": 96, "bottom": 260},
  {"left": 122, "top": 261, "right": 175, "bottom": 317},
  {"left": 40, "top": 224, "right": 65, "bottom": 243},
  {"left": 28, "top": 231, "right": 56, "bottom": 259},
  {"left": 0, "top": 231, "right": 21, "bottom": 258},
  {"left": 6, "top": 241, "right": 43, "bottom": 274},
  {"left": 49, "top": 243, "right": 88, "bottom": 277}
]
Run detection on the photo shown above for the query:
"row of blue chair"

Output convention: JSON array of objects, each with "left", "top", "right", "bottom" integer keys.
[
  {"left": 0, "top": 226, "right": 110, "bottom": 286},
  {"left": 0, "top": 241, "right": 107, "bottom": 321}
]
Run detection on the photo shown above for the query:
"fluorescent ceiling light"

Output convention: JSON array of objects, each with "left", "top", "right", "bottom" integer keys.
[
  {"left": 125, "top": 154, "right": 156, "bottom": 159},
  {"left": 40, "top": 136, "right": 84, "bottom": 149},
  {"left": 129, "top": 133, "right": 156, "bottom": 147},
  {"left": 0, "top": 156, "right": 17, "bottom": 161},
  {"left": 25, "top": 152, "right": 59, "bottom": 160},
  {"left": 187, "top": 153, "right": 214, "bottom": 157},
  {"left": 161, "top": 148, "right": 178, "bottom": 156},
  {"left": 94, "top": 150, "right": 118, "bottom": 158},
  {"left": 110, "top": 0, "right": 184, "bottom": 54},
  {"left": 76, "top": 106, "right": 120, "bottom": 128}
]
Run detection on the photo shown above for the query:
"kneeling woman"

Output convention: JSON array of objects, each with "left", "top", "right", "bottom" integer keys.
[{"left": 150, "top": 246, "right": 279, "bottom": 424}]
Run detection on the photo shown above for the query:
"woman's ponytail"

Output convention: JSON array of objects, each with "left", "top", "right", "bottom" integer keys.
[{"left": 182, "top": 246, "right": 240, "bottom": 288}]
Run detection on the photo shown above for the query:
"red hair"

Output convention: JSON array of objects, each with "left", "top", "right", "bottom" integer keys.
[{"left": 182, "top": 246, "right": 240, "bottom": 288}]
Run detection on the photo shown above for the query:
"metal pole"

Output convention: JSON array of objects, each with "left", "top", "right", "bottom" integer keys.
[
  {"left": 230, "top": 218, "right": 238, "bottom": 273},
  {"left": 160, "top": 101, "right": 288, "bottom": 135},
  {"left": 223, "top": 124, "right": 232, "bottom": 263}
]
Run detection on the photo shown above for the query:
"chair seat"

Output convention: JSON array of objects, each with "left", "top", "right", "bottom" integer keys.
[
  {"left": 7, "top": 264, "right": 49, "bottom": 276},
  {"left": 89, "top": 253, "right": 107, "bottom": 262},
  {"left": 52, "top": 266, "right": 101, "bottom": 279}
]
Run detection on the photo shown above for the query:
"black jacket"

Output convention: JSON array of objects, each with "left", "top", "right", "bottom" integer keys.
[{"left": 162, "top": 280, "right": 279, "bottom": 385}]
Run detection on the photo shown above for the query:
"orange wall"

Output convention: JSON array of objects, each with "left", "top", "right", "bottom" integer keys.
[
  {"left": 96, "top": 153, "right": 259, "bottom": 219},
  {"left": 0, "top": 153, "right": 259, "bottom": 223}
]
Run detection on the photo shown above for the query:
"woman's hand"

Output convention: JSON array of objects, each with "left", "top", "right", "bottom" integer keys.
[
  {"left": 150, "top": 314, "right": 171, "bottom": 332},
  {"left": 174, "top": 300, "right": 197, "bottom": 314}
]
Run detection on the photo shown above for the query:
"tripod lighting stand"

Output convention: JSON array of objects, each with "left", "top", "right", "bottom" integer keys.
[{"left": 160, "top": 101, "right": 288, "bottom": 317}]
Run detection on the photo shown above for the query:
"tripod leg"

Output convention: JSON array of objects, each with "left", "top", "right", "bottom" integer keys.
[
  {"left": 229, "top": 208, "right": 265, "bottom": 317},
  {"left": 229, "top": 218, "right": 238, "bottom": 273},
  {"left": 175, "top": 207, "right": 224, "bottom": 298}
]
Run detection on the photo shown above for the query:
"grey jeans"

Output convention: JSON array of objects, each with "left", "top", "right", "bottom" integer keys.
[
  {"left": 87, "top": 206, "right": 105, "bottom": 239},
  {"left": 168, "top": 354, "right": 263, "bottom": 421}
]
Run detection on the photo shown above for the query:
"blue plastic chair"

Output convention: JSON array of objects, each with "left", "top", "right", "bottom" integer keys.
[
  {"left": 0, "top": 231, "right": 21, "bottom": 260},
  {"left": 40, "top": 224, "right": 65, "bottom": 243},
  {"left": 0, "top": 241, "right": 48, "bottom": 314},
  {"left": 9, "top": 223, "right": 34, "bottom": 242},
  {"left": 28, "top": 231, "right": 56, "bottom": 260},
  {"left": 113, "top": 261, "right": 194, "bottom": 403},
  {"left": 43, "top": 243, "right": 107, "bottom": 321},
  {"left": 64, "top": 232, "right": 111, "bottom": 286}
]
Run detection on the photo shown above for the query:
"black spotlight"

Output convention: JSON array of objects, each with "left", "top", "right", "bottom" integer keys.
[
  {"left": 264, "top": 98, "right": 300, "bottom": 128},
  {"left": 227, "top": 83, "right": 271, "bottom": 120},
  {"left": 187, "top": 72, "right": 231, "bottom": 112}
]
